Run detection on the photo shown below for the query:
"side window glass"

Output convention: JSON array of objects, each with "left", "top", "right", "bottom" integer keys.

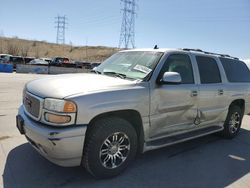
[
  {"left": 160, "top": 54, "right": 194, "bottom": 84},
  {"left": 196, "top": 56, "right": 221, "bottom": 84},
  {"left": 220, "top": 58, "right": 250, "bottom": 82}
]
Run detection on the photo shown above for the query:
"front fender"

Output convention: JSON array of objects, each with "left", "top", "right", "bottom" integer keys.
[{"left": 67, "top": 85, "right": 150, "bottom": 125}]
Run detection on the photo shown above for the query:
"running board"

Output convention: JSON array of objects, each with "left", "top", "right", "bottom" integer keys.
[{"left": 144, "top": 126, "right": 223, "bottom": 152}]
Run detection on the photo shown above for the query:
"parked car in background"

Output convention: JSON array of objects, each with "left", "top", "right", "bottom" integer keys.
[
  {"left": 91, "top": 62, "right": 100, "bottom": 69},
  {"left": 24, "top": 57, "right": 35, "bottom": 64},
  {"left": 0, "top": 54, "right": 12, "bottom": 63},
  {"left": 50, "top": 57, "right": 71, "bottom": 67},
  {"left": 40, "top": 58, "right": 52, "bottom": 64},
  {"left": 9, "top": 56, "right": 25, "bottom": 69},
  {"left": 27, "top": 59, "right": 48, "bottom": 66},
  {"left": 74, "top": 61, "right": 91, "bottom": 69},
  {"left": 0, "top": 58, "right": 4, "bottom": 63},
  {"left": 74, "top": 61, "right": 101, "bottom": 69}
]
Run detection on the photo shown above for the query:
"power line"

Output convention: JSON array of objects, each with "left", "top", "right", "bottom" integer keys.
[
  {"left": 119, "top": 0, "right": 138, "bottom": 49},
  {"left": 55, "top": 15, "right": 67, "bottom": 44}
]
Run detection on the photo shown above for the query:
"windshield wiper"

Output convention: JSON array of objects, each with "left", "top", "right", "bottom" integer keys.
[{"left": 103, "top": 71, "right": 127, "bottom": 79}]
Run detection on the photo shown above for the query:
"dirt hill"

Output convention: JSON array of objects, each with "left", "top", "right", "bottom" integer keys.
[{"left": 0, "top": 37, "right": 120, "bottom": 62}]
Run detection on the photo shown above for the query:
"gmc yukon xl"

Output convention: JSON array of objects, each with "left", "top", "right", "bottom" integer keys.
[{"left": 16, "top": 48, "right": 250, "bottom": 178}]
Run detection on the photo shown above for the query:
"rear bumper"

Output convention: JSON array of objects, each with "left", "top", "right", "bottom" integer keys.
[{"left": 17, "top": 106, "right": 87, "bottom": 167}]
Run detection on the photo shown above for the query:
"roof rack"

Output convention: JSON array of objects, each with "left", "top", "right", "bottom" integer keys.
[
  {"left": 182, "top": 48, "right": 239, "bottom": 60},
  {"left": 182, "top": 48, "right": 203, "bottom": 52}
]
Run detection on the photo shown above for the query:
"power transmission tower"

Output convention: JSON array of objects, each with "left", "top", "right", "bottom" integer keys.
[
  {"left": 55, "top": 15, "right": 67, "bottom": 44},
  {"left": 119, "top": 0, "right": 137, "bottom": 49}
]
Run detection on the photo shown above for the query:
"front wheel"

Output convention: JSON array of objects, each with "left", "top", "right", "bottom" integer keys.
[
  {"left": 221, "top": 105, "right": 243, "bottom": 139},
  {"left": 83, "top": 117, "right": 137, "bottom": 178}
]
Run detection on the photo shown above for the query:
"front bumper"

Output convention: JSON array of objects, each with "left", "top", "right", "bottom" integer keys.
[{"left": 17, "top": 106, "right": 87, "bottom": 167}]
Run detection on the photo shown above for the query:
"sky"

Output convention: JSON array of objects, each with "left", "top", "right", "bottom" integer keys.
[{"left": 0, "top": 0, "right": 250, "bottom": 59}]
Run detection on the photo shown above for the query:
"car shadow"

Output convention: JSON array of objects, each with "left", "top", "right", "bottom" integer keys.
[{"left": 3, "top": 128, "right": 250, "bottom": 188}]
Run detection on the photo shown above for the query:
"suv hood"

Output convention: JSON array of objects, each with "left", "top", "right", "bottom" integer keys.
[{"left": 26, "top": 73, "right": 137, "bottom": 98}]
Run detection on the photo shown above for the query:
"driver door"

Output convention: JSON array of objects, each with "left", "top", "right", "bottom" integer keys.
[{"left": 149, "top": 53, "right": 198, "bottom": 139}]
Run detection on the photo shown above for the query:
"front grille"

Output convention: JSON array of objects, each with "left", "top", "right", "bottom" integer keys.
[{"left": 23, "top": 92, "right": 41, "bottom": 119}]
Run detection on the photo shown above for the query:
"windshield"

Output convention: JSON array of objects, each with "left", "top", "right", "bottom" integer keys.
[{"left": 95, "top": 51, "right": 163, "bottom": 80}]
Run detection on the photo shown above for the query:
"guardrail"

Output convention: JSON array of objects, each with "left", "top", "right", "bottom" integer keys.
[
  {"left": 15, "top": 64, "right": 90, "bottom": 74},
  {"left": 16, "top": 64, "right": 48, "bottom": 74}
]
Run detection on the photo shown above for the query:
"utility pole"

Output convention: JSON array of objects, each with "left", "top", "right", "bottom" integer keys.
[
  {"left": 55, "top": 15, "right": 67, "bottom": 44},
  {"left": 119, "top": 0, "right": 137, "bottom": 49}
]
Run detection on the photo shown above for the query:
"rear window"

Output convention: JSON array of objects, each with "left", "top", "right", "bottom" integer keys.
[{"left": 220, "top": 58, "right": 250, "bottom": 82}]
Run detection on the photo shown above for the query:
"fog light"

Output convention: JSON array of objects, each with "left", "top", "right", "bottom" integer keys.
[{"left": 45, "top": 113, "right": 71, "bottom": 124}]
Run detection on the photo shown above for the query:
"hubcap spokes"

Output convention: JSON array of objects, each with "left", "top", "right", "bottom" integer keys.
[
  {"left": 229, "top": 112, "right": 240, "bottom": 134},
  {"left": 100, "top": 132, "right": 130, "bottom": 169}
]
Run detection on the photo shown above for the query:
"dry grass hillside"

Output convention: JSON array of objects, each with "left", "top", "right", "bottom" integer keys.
[{"left": 0, "top": 37, "right": 120, "bottom": 62}]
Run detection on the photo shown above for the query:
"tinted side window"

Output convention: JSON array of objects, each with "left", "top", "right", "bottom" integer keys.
[
  {"left": 160, "top": 54, "right": 194, "bottom": 84},
  {"left": 220, "top": 58, "right": 250, "bottom": 82},
  {"left": 196, "top": 56, "right": 221, "bottom": 84}
]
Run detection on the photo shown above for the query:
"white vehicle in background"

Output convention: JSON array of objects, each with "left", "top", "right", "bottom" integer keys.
[
  {"left": 28, "top": 59, "right": 48, "bottom": 65},
  {"left": 40, "top": 58, "right": 52, "bottom": 64}
]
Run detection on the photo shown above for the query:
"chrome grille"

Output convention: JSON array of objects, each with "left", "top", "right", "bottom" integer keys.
[{"left": 23, "top": 92, "right": 41, "bottom": 119}]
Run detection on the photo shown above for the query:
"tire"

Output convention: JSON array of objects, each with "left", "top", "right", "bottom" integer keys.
[
  {"left": 221, "top": 105, "right": 243, "bottom": 139},
  {"left": 83, "top": 117, "right": 138, "bottom": 178}
]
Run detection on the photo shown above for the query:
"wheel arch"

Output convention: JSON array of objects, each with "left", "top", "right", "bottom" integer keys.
[
  {"left": 230, "top": 99, "right": 245, "bottom": 114},
  {"left": 86, "top": 109, "right": 145, "bottom": 154}
]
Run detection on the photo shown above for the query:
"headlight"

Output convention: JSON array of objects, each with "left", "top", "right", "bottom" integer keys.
[
  {"left": 44, "top": 98, "right": 77, "bottom": 113},
  {"left": 42, "top": 98, "right": 77, "bottom": 126}
]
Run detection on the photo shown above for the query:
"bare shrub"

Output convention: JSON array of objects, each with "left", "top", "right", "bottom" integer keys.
[
  {"left": 32, "top": 41, "right": 37, "bottom": 47},
  {"left": 69, "top": 41, "right": 73, "bottom": 52},
  {"left": 35, "top": 47, "right": 40, "bottom": 58},
  {"left": 6, "top": 41, "right": 20, "bottom": 55},
  {"left": 20, "top": 45, "right": 30, "bottom": 57},
  {"left": 0, "top": 37, "right": 119, "bottom": 62},
  {"left": 44, "top": 50, "right": 49, "bottom": 56},
  {"left": 0, "top": 39, "right": 3, "bottom": 53}
]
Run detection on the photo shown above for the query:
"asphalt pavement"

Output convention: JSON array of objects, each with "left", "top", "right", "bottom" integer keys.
[{"left": 1, "top": 73, "right": 250, "bottom": 188}]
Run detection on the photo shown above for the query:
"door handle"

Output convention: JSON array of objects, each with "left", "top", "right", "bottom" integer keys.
[
  {"left": 218, "top": 89, "right": 224, "bottom": 95},
  {"left": 191, "top": 90, "right": 198, "bottom": 97}
]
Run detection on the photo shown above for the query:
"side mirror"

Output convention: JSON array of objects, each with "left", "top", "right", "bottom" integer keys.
[{"left": 160, "top": 72, "right": 182, "bottom": 84}]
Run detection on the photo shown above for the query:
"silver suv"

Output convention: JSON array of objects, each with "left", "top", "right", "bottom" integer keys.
[{"left": 16, "top": 48, "right": 250, "bottom": 178}]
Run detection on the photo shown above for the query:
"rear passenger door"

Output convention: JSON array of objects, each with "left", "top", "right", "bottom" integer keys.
[{"left": 195, "top": 56, "right": 228, "bottom": 125}]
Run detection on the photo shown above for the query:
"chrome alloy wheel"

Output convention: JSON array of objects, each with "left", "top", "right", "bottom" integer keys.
[
  {"left": 99, "top": 132, "right": 130, "bottom": 169},
  {"left": 229, "top": 112, "right": 241, "bottom": 134}
]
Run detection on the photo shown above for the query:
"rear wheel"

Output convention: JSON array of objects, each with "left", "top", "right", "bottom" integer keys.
[
  {"left": 221, "top": 105, "right": 243, "bottom": 139},
  {"left": 83, "top": 117, "right": 137, "bottom": 178}
]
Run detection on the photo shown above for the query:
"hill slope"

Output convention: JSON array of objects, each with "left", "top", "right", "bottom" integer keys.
[{"left": 0, "top": 37, "right": 120, "bottom": 62}]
